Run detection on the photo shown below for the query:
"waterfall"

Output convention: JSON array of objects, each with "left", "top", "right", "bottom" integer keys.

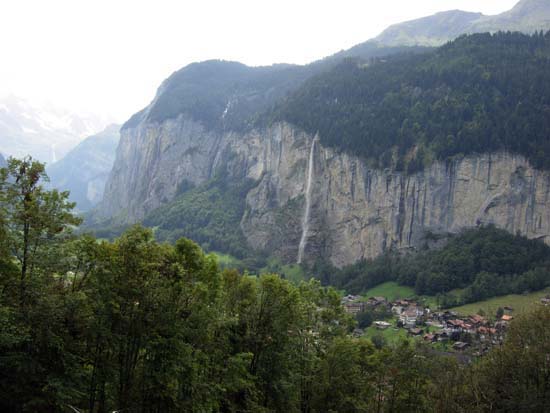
[{"left": 297, "top": 138, "right": 316, "bottom": 264}]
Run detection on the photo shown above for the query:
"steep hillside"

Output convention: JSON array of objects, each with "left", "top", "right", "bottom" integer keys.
[
  {"left": 375, "top": 0, "right": 550, "bottom": 47},
  {"left": 472, "top": 0, "right": 550, "bottom": 33},
  {"left": 375, "top": 10, "right": 483, "bottom": 47},
  {"left": 124, "top": 44, "right": 432, "bottom": 135},
  {"left": 272, "top": 32, "right": 550, "bottom": 171},
  {"left": 48, "top": 124, "right": 120, "bottom": 211},
  {"left": 123, "top": 61, "right": 314, "bottom": 133},
  {"left": 330, "top": 226, "right": 550, "bottom": 304},
  {"left": 97, "top": 33, "right": 550, "bottom": 267}
]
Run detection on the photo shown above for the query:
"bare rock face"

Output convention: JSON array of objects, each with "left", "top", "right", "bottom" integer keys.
[
  {"left": 101, "top": 117, "right": 221, "bottom": 219},
  {"left": 99, "top": 117, "right": 550, "bottom": 267}
]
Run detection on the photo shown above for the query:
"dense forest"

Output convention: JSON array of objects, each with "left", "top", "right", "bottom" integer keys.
[
  {"left": 123, "top": 61, "right": 315, "bottom": 132},
  {"left": 3, "top": 157, "right": 550, "bottom": 412},
  {"left": 143, "top": 175, "right": 256, "bottom": 259},
  {"left": 124, "top": 32, "right": 550, "bottom": 172},
  {"left": 122, "top": 44, "right": 428, "bottom": 134},
  {"left": 326, "top": 226, "right": 550, "bottom": 306},
  {"left": 271, "top": 31, "right": 550, "bottom": 171}
]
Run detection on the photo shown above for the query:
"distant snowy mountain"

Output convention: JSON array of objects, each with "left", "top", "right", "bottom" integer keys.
[{"left": 0, "top": 95, "right": 113, "bottom": 163}]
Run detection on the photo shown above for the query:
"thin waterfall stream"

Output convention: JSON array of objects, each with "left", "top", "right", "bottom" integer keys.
[{"left": 297, "top": 138, "right": 316, "bottom": 263}]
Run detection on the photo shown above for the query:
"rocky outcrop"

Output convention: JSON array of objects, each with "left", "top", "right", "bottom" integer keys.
[{"left": 100, "top": 117, "right": 550, "bottom": 267}]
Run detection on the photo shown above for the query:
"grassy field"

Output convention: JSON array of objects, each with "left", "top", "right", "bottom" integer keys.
[
  {"left": 209, "top": 253, "right": 307, "bottom": 284},
  {"left": 364, "top": 323, "right": 409, "bottom": 346},
  {"left": 276, "top": 264, "right": 306, "bottom": 284},
  {"left": 260, "top": 257, "right": 307, "bottom": 284},
  {"left": 362, "top": 282, "right": 415, "bottom": 301},
  {"left": 450, "top": 288, "right": 550, "bottom": 318},
  {"left": 210, "top": 252, "right": 243, "bottom": 269}
]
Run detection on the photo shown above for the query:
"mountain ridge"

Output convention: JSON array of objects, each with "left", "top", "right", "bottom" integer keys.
[
  {"left": 374, "top": 0, "right": 550, "bottom": 47},
  {"left": 48, "top": 124, "right": 120, "bottom": 211},
  {"left": 94, "top": 1, "right": 550, "bottom": 266},
  {"left": 98, "top": 33, "right": 550, "bottom": 267}
]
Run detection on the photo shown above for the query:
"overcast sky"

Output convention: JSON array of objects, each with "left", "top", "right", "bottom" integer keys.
[{"left": 0, "top": 0, "right": 519, "bottom": 121}]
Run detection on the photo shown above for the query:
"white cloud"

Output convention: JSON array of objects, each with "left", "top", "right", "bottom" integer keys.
[{"left": 0, "top": 0, "right": 519, "bottom": 121}]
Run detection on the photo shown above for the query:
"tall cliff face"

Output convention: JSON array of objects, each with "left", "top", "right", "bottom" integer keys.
[
  {"left": 100, "top": 117, "right": 550, "bottom": 267},
  {"left": 47, "top": 124, "right": 120, "bottom": 211}
]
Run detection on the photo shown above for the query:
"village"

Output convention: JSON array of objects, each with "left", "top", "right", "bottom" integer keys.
[{"left": 339, "top": 293, "right": 550, "bottom": 356}]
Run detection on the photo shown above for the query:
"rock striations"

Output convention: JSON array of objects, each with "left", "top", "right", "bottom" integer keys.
[
  {"left": 100, "top": 117, "right": 550, "bottom": 267},
  {"left": 97, "top": 1, "right": 550, "bottom": 266}
]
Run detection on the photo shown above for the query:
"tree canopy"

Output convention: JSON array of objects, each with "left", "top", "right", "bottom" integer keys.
[{"left": 2, "top": 158, "right": 550, "bottom": 412}]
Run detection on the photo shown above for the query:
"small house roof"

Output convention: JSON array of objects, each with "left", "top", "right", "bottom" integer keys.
[{"left": 469, "top": 314, "right": 485, "bottom": 323}]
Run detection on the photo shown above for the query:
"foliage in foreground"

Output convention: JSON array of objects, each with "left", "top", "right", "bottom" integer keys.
[{"left": 2, "top": 157, "right": 550, "bottom": 412}]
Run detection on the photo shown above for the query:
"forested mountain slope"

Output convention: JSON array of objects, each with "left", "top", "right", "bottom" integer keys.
[
  {"left": 328, "top": 226, "right": 550, "bottom": 304},
  {"left": 97, "top": 32, "right": 550, "bottom": 267},
  {"left": 271, "top": 32, "right": 550, "bottom": 172},
  {"left": 123, "top": 44, "right": 430, "bottom": 134}
]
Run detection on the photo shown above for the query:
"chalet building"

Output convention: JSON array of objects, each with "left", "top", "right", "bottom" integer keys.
[
  {"left": 366, "top": 296, "right": 388, "bottom": 307},
  {"left": 423, "top": 333, "right": 436, "bottom": 342},
  {"left": 341, "top": 294, "right": 360, "bottom": 303},
  {"left": 341, "top": 295, "right": 366, "bottom": 315},
  {"left": 400, "top": 306, "right": 424, "bottom": 328},
  {"left": 408, "top": 328, "right": 423, "bottom": 336},
  {"left": 446, "top": 319, "right": 464, "bottom": 333},
  {"left": 391, "top": 305, "right": 404, "bottom": 315},
  {"left": 469, "top": 314, "right": 486, "bottom": 326},
  {"left": 434, "top": 331, "right": 449, "bottom": 342},
  {"left": 477, "top": 326, "right": 498, "bottom": 342},
  {"left": 343, "top": 301, "right": 366, "bottom": 315},
  {"left": 453, "top": 342, "right": 470, "bottom": 351},
  {"left": 374, "top": 321, "right": 391, "bottom": 329}
]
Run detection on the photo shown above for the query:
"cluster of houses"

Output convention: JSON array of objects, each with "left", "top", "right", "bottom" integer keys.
[
  {"left": 342, "top": 294, "right": 515, "bottom": 354},
  {"left": 421, "top": 311, "right": 510, "bottom": 353}
]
